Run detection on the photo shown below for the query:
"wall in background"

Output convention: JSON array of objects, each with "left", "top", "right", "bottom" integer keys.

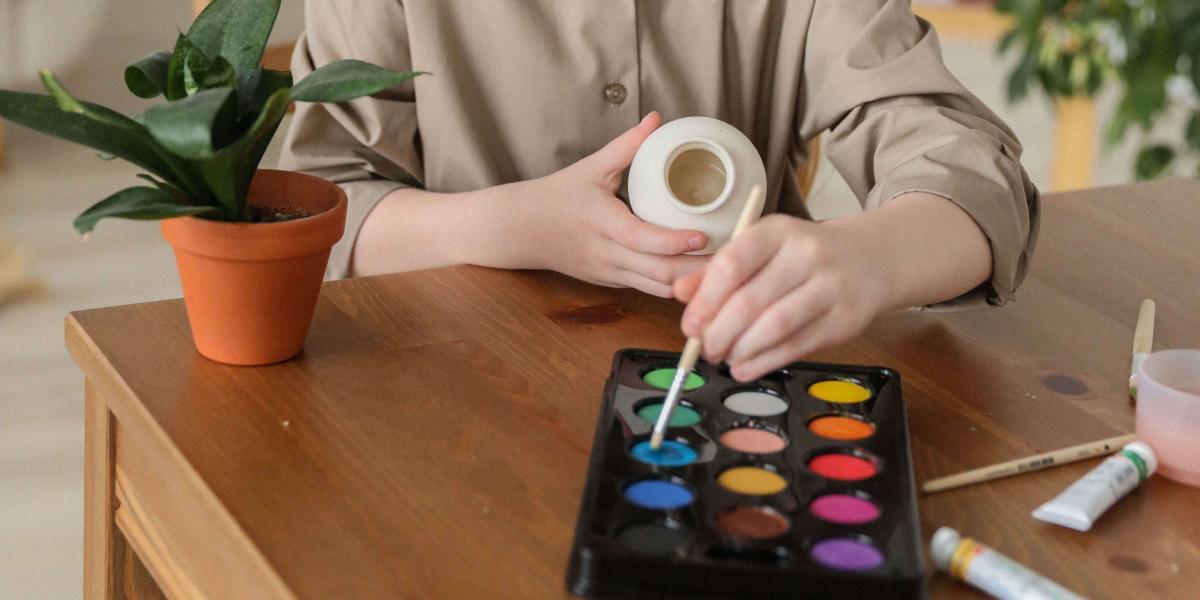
[
  {"left": 0, "top": 0, "right": 304, "bottom": 87},
  {"left": 0, "top": 0, "right": 106, "bottom": 85}
]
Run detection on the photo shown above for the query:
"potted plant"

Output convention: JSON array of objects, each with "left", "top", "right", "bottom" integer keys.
[
  {"left": 0, "top": 0, "right": 424, "bottom": 365},
  {"left": 997, "top": 0, "right": 1200, "bottom": 179}
]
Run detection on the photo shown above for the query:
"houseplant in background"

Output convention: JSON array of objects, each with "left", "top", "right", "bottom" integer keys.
[
  {"left": 0, "top": 0, "right": 424, "bottom": 365},
  {"left": 997, "top": 0, "right": 1200, "bottom": 179}
]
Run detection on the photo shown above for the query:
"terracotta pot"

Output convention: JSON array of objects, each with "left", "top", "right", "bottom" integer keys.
[{"left": 160, "top": 169, "right": 347, "bottom": 365}]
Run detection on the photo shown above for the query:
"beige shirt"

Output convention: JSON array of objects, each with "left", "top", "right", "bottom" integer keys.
[{"left": 280, "top": 0, "right": 1038, "bottom": 305}]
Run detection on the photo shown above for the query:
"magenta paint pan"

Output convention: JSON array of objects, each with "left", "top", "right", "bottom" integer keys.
[{"left": 809, "top": 493, "right": 882, "bottom": 525}]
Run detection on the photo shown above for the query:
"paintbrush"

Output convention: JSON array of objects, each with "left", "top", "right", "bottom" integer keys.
[
  {"left": 650, "top": 184, "right": 765, "bottom": 450},
  {"left": 922, "top": 433, "right": 1135, "bottom": 493},
  {"left": 1130, "top": 299, "right": 1156, "bottom": 400}
]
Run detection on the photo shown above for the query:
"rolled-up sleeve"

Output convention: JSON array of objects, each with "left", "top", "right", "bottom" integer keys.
[
  {"left": 279, "top": 0, "right": 423, "bottom": 280},
  {"left": 798, "top": 0, "right": 1039, "bottom": 307}
]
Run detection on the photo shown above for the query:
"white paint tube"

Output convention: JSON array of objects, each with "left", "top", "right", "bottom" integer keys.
[
  {"left": 1032, "top": 441, "right": 1156, "bottom": 532},
  {"left": 931, "top": 527, "right": 1087, "bottom": 600}
]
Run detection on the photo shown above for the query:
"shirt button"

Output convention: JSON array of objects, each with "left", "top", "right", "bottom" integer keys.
[{"left": 604, "top": 83, "right": 627, "bottom": 105}]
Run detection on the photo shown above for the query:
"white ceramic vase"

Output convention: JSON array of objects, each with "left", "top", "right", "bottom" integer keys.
[{"left": 628, "top": 116, "right": 767, "bottom": 254}]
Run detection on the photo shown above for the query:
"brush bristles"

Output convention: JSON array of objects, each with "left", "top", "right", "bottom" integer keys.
[{"left": 649, "top": 431, "right": 665, "bottom": 450}]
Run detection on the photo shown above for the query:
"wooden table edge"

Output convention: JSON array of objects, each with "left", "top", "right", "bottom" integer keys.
[{"left": 66, "top": 312, "right": 297, "bottom": 600}]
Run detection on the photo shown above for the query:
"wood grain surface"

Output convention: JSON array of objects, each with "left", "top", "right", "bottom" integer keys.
[{"left": 67, "top": 178, "right": 1200, "bottom": 599}]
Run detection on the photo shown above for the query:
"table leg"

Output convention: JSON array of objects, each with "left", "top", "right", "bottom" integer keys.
[
  {"left": 84, "top": 378, "right": 118, "bottom": 599},
  {"left": 119, "top": 532, "right": 168, "bottom": 600}
]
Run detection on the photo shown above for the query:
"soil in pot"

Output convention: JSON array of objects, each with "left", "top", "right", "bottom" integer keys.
[{"left": 249, "top": 205, "right": 312, "bottom": 223}]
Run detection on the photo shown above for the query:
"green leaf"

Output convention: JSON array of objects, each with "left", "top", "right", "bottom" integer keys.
[
  {"left": 143, "top": 87, "right": 238, "bottom": 159},
  {"left": 1006, "top": 39, "right": 1039, "bottom": 102},
  {"left": 166, "top": 34, "right": 191, "bottom": 100},
  {"left": 166, "top": 34, "right": 211, "bottom": 100},
  {"left": 201, "top": 87, "right": 291, "bottom": 219},
  {"left": 0, "top": 87, "right": 176, "bottom": 179},
  {"left": 73, "top": 187, "right": 213, "bottom": 234},
  {"left": 290, "top": 60, "right": 426, "bottom": 103},
  {"left": 39, "top": 70, "right": 85, "bottom": 114},
  {"left": 1084, "top": 56, "right": 1106, "bottom": 95},
  {"left": 1119, "top": 59, "right": 1170, "bottom": 130},
  {"left": 165, "top": 33, "right": 236, "bottom": 98},
  {"left": 125, "top": 51, "right": 172, "bottom": 98},
  {"left": 234, "top": 67, "right": 293, "bottom": 118},
  {"left": 1105, "top": 87, "right": 1148, "bottom": 149},
  {"left": 1068, "top": 54, "right": 1089, "bottom": 94},
  {"left": 187, "top": 0, "right": 281, "bottom": 74},
  {"left": 1187, "top": 112, "right": 1200, "bottom": 152},
  {"left": 135, "top": 173, "right": 185, "bottom": 199},
  {"left": 1134, "top": 145, "right": 1175, "bottom": 180},
  {"left": 998, "top": 28, "right": 1021, "bottom": 54},
  {"left": 184, "top": 52, "right": 235, "bottom": 96},
  {"left": 31, "top": 70, "right": 212, "bottom": 200},
  {"left": 1193, "top": 48, "right": 1200, "bottom": 99}
]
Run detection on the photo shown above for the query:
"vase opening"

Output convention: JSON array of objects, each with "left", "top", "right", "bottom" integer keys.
[{"left": 664, "top": 140, "right": 734, "bottom": 214}]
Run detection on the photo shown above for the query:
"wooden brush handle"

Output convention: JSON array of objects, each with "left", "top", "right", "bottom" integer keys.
[
  {"left": 1132, "top": 299, "right": 1156, "bottom": 355},
  {"left": 731, "top": 185, "right": 765, "bottom": 238}
]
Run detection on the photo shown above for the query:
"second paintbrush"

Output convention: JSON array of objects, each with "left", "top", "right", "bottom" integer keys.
[{"left": 922, "top": 433, "right": 1135, "bottom": 493}]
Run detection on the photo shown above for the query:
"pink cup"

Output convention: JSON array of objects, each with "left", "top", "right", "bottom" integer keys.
[{"left": 1136, "top": 349, "right": 1200, "bottom": 487}]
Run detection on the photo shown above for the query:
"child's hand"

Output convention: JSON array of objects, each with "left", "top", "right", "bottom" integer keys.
[
  {"left": 507, "top": 112, "right": 709, "bottom": 297},
  {"left": 672, "top": 214, "right": 890, "bottom": 381}
]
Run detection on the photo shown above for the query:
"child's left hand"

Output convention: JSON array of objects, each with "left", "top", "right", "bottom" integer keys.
[{"left": 672, "top": 214, "right": 890, "bottom": 382}]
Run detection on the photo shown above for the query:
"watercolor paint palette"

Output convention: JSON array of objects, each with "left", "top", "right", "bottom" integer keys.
[{"left": 566, "top": 349, "right": 922, "bottom": 599}]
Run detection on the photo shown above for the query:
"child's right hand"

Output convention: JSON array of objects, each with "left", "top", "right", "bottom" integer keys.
[{"left": 503, "top": 112, "right": 709, "bottom": 297}]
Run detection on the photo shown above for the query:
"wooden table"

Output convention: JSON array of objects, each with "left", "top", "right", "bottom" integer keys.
[{"left": 68, "top": 179, "right": 1200, "bottom": 599}]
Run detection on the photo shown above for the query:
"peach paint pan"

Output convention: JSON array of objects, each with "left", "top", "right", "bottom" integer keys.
[{"left": 566, "top": 349, "right": 922, "bottom": 598}]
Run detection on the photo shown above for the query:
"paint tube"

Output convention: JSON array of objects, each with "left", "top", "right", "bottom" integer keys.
[
  {"left": 1032, "top": 441, "right": 1156, "bottom": 532},
  {"left": 931, "top": 527, "right": 1087, "bottom": 600}
]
